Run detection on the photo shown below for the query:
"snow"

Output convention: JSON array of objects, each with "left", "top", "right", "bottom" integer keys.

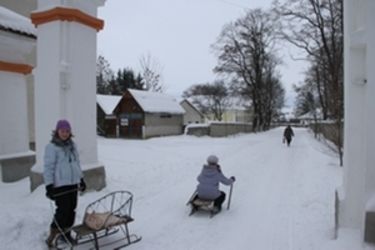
[
  {"left": 0, "top": 6, "right": 36, "bottom": 36},
  {"left": 96, "top": 94, "right": 122, "bottom": 115},
  {"left": 129, "top": 89, "right": 185, "bottom": 114},
  {"left": 1, "top": 127, "right": 375, "bottom": 250}
]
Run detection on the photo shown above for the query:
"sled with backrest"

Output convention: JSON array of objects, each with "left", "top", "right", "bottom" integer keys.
[{"left": 54, "top": 190, "right": 142, "bottom": 250}]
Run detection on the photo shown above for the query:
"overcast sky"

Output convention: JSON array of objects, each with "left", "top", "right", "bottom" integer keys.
[{"left": 97, "top": 0, "right": 307, "bottom": 107}]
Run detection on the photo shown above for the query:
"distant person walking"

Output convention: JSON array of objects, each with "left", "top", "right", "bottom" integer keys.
[
  {"left": 283, "top": 125, "right": 294, "bottom": 147},
  {"left": 44, "top": 119, "right": 86, "bottom": 247}
]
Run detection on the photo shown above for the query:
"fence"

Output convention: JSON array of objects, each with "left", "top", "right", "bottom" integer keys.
[{"left": 185, "top": 122, "right": 253, "bottom": 137}]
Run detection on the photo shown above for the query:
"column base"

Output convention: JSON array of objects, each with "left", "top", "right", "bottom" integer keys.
[
  {"left": 29, "top": 163, "right": 106, "bottom": 192},
  {"left": 0, "top": 151, "right": 35, "bottom": 182}
]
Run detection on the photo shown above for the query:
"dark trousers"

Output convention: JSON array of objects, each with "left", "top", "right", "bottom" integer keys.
[
  {"left": 194, "top": 191, "right": 226, "bottom": 209},
  {"left": 214, "top": 191, "right": 226, "bottom": 210},
  {"left": 286, "top": 138, "right": 292, "bottom": 146},
  {"left": 51, "top": 185, "right": 78, "bottom": 230}
]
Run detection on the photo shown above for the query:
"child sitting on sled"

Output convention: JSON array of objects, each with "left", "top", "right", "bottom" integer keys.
[{"left": 194, "top": 155, "right": 235, "bottom": 213}]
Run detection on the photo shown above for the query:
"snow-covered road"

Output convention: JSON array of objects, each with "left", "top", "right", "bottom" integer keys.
[
  {"left": 2, "top": 127, "right": 373, "bottom": 249},
  {"left": 99, "top": 127, "right": 341, "bottom": 250}
]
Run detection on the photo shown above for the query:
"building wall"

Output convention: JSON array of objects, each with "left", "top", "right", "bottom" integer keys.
[
  {"left": 116, "top": 91, "right": 144, "bottom": 138},
  {"left": 340, "top": 0, "right": 375, "bottom": 238},
  {"left": 0, "top": 72, "right": 30, "bottom": 155},
  {"left": 144, "top": 113, "right": 183, "bottom": 138},
  {"left": 1, "top": 1, "right": 37, "bottom": 148},
  {"left": 180, "top": 100, "right": 204, "bottom": 125},
  {"left": 185, "top": 122, "right": 252, "bottom": 137},
  {"left": 222, "top": 109, "right": 252, "bottom": 123},
  {"left": 0, "top": 16, "right": 36, "bottom": 182},
  {"left": 32, "top": 2, "right": 102, "bottom": 171},
  {"left": 116, "top": 91, "right": 184, "bottom": 139},
  {"left": 97, "top": 105, "right": 117, "bottom": 137}
]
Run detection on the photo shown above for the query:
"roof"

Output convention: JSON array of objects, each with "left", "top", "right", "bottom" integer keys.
[
  {"left": 128, "top": 89, "right": 185, "bottom": 114},
  {"left": 297, "top": 110, "right": 323, "bottom": 120},
  {"left": 96, "top": 94, "right": 122, "bottom": 115},
  {"left": 0, "top": 6, "right": 36, "bottom": 38},
  {"left": 180, "top": 99, "right": 204, "bottom": 116}
]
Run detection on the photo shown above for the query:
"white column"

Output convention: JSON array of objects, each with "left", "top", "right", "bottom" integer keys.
[
  {"left": 364, "top": 0, "right": 375, "bottom": 208},
  {"left": 340, "top": 0, "right": 367, "bottom": 229},
  {"left": 0, "top": 13, "right": 36, "bottom": 182},
  {"left": 31, "top": 0, "right": 106, "bottom": 190}
]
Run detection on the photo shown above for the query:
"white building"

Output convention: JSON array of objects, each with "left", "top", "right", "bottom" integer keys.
[
  {"left": 180, "top": 99, "right": 205, "bottom": 125},
  {"left": 339, "top": 0, "right": 375, "bottom": 243},
  {"left": 28, "top": 0, "right": 107, "bottom": 191},
  {"left": 0, "top": 6, "right": 36, "bottom": 182}
]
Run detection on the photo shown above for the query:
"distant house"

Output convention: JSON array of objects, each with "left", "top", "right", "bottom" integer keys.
[
  {"left": 205, "top": 98, "right": 252, "bottom": 123},
  {"left": 297, "top": 110, "right": 322, "bottom": 126},
  {"left": 180, "top": 99, "right": 205, "bottom": 125},
  {"left": 96, "top": 94, "right": 122, "bottom": 137},
  {"left": 221, "top": 107, "right": 252, "bottom": 123},
  {"left": 116, "top": 89, "right": 185, "bottom": 139},
  {"left": 279, "top": 106, "right": 296, "bottom": 123}
]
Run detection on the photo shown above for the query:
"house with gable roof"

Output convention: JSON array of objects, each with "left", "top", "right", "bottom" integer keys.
[
  {"left": 116, "top": 89, "right": 185, "bottom": 139},
  {"left": 180, "top": 99, "right": 205, "bottom": 126},
  {"left": 97, "top": 94, "right": 122, "bottom": 137}
]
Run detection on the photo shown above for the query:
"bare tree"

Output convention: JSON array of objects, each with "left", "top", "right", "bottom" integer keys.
[
  {"left": 183, "top": 81, "right": 230, "bottom": 121},
  {"left": 96, "top": 55, "right": 114, "bottom": 94},
  {"left": 213, "top": 8, "right": 284, "bottom": 131},
  {"left": 273, "top": 0, "right": 344, "bottom": 165},
  {"left": 139, "top": 53, "right": 164, "bottom": 93}
]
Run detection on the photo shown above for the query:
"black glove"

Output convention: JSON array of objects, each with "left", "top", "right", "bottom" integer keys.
[
  {"left": 230, "top": 176, "right": 236, "bottom": 182},
  {"left": 79, "top": 178, "right": 86, "bottom": 192},
  {"left": 45, "top": 184, "right": 55, "bottom": 200}
]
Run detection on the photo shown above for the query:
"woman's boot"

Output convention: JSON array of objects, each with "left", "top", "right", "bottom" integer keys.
[
  {"left": 62, "top": 229, "right": 76, "bottom": 244},
  {"left": 46, "top": 227, "right": 60, "bottom": 247}
]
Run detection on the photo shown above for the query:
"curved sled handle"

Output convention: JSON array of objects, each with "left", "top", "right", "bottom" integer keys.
[{"left": 227, "top": 183, "right": 233, "bottom": 210}]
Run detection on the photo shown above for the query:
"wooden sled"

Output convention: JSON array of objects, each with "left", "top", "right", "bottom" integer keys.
[
  {"left": 54, "top": 190, "right": 142, "bottom": 250},
  {"left": 187, "top": 191, "right": 219, "bottom": 218}
]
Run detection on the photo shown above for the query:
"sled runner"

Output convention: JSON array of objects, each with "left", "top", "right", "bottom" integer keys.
[
  {"left": 189, "top": 195, "right": 219, "bottom": 218},
  {"left": 52, "top": 190, "right": 141, "bottom": 250},
  {"left": 187, "top": 184, "right": 233, "bottom": 218}
]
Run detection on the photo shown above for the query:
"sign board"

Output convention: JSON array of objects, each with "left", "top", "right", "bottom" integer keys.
[{"left": 120, "top": 118, "right": 129, "bottom": 126}]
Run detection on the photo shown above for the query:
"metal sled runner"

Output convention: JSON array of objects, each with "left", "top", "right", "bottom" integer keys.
[{"left": 54, "top": 190, "right": 142, "bottom": 249}]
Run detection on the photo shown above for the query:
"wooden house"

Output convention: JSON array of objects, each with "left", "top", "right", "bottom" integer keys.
[
  {"left": 116, "top": 89, "right": 185, "bottom": 139},
  {"left": 96, "top": 94, "right": 122, "bottom": 137}
]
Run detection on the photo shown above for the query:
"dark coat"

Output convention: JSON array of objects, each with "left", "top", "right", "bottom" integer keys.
[{"left": 283, "top": 126, "right": 294, "bottom": 140}]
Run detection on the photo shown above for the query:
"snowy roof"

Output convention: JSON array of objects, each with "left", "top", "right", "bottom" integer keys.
[
  {"left": 281, "top": 106, "right": 295, "bottom": 120},
  {"left": 180, "top": 99, "right": 204, "bottom": 116},
  {"left": 128, "top": 89, "right": 185, "bottom": 114},
  {"left": 96, "top": 94, "right": 122, "bottom": 115},
  {"left": 0, "top": 6, "right": 36, "bottom": 37},
  {"left": 297, "top": 110, "right": 323, "bottom": 120}
]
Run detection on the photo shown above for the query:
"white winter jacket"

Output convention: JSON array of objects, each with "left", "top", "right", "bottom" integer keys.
[{"left": 43, "top": 138, "right": 83, "bottom": 187}]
